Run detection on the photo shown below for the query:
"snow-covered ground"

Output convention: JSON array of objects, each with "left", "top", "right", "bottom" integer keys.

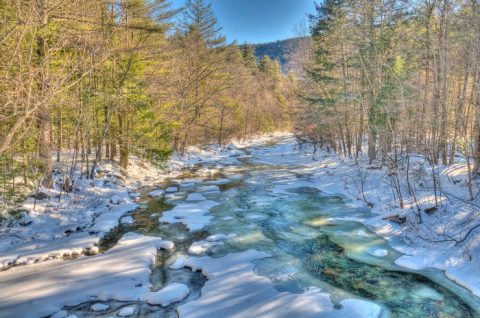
[
  {"left": 0, "top": 232, "right": 173, "bottom": 318},
  {"left": 1, "top": 131, "right": 479, "bottom": 317},
  {"left": 0, "top": 158, "right": 163, "bottom": 269}
]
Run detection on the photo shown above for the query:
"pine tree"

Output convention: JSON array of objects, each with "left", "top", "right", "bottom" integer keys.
[
  {"left": 242, "top": 45, "right": 258, "bottom": 70},
  {"left": 179, "top": 0, "right": 226, "bottom": 46}
]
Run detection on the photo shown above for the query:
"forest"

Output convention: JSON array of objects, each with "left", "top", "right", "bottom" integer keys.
[
  {"left": 298, "top": 0, "right": 480, "bottom": 179},
  {"left": 0, "top": 0, "right": 293, "bottom": 205}
]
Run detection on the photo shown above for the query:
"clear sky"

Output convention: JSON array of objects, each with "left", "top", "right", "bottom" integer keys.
[{"left": 170, "top": 0, "right": 317, "bottom": 44}]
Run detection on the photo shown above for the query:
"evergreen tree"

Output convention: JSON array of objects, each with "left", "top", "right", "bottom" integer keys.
[
  {"left": 242, "top": 44, "right": 258, "bottom": 70},
  {"left": 259, "top": 55, "right": 282, "bottom": 80},
  {"left": 179, "top": 0, "right": 226, "bottom": 46}
]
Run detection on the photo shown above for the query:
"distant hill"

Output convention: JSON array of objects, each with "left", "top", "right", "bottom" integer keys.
[{"left": 250, "top": 37, "right": 310, "bottom": 70}]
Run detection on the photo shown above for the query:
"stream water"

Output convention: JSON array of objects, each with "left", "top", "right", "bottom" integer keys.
[{"left": 70, "top": 145, "right": 480, "bottom": 317}]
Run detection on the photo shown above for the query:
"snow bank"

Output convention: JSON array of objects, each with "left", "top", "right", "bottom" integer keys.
[
  {"left": 0, "top": 232, "right": 99, "bottom": 269},
  {"left": 141, "top": 282, "right": 189, "bottom": 306},
  {"left": 0, "top": 233, "right": 169, "bottom": 318},
  {"left": 0, "top": 167, "right": 141, "bottom": 269},
  {"left": 446, "top": 263, "right": 480, "bottom": 297}
]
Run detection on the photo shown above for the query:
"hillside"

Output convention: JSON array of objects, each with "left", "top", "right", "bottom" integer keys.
[{"left": 250, "top": 37, "right": 310, "bottom": 69}]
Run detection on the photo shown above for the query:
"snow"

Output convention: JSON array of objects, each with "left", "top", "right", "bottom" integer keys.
[
  {"left": 169, "top": 255, "right": 188, "bottom": 270},
  {"left": 0, "top": 233, "right": 170, "bottom": 318},
  {"left": 177, "top": 250, "right": 383, "bottom": 318},
  {"left": 207, "top": 178, "right": 231, "bottom": 185},
  {"left": 206, "top": 233, "right": 237, "bottom": 242},
  {"left": 185, "top": 193, "right": 207, "bottom": 202},
  {"left": 0, "top": 180, "right": 137, "bottom": 259},
  {"left": 338, "top": 299, "right": 383, "bottom": 318},
  {"left": 120, "top": 216, "right": 135, "bottom": 225},
  {"left": 159, "top": 200, "right": 220, "bottom": 231},
  {"left": 148, "top": 189, "right": 165, "bottom": 197},
  {"left": 196, "top": 185, "right": 220, "bottom": 193},
  {"left": 141, "top": 283, "right": 189, "bottom": 306},
  {"left": 165, "top": 187, "right": 178, "bottom": 193},
  {"left": 446, "top": 263, "right": 480, "bottom": 297},
  {"left": 91, "top": 203, "right": 139, "bottom": 234},
  {"left": 118, "top": 306, "right": 136, "bottom": 317},
  {"left": 91, "top": 303, "right": 110, "bottom": 311},
  {"left": 51, "top": 310, "right": 68, "bottom": 318},
  {"left": 129, "top": 192, "right": 141, "bottom": 199},
  {"left": 0, "top": 232, "right": 99, "bottom": 269},
  {"left": 188, "top": 240, "right": 224, "bottom": 255},
  {"left": 158, "top": 240, "right": 175, "bottom": 252}
]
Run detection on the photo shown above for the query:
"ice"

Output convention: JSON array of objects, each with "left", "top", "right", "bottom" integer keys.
[
  {"left": 413, "top": 285, "right": 445, "bottom": 301},
  {"left": 367, "top": 248, "right": 389, "bottom": 257},
  {"left": 141, "top": 283, "right": 189, "bottom": 306}
]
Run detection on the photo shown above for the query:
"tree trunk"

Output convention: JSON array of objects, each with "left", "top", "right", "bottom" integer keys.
[{"left": 37, "top": 0, "right": 53, "bottom": 188}]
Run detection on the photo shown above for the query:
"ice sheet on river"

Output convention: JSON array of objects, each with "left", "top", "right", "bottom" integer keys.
[
  {"left": 0, "top": 233, "right": 171, "bottom": 318},
  {"left": 177, "top": 250, "right": 383, "bottom": 318}
]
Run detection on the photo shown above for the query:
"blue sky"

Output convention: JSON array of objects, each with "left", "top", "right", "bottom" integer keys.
[{"left": 171, "top": 0, "right": 316, "bottom": 44}]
